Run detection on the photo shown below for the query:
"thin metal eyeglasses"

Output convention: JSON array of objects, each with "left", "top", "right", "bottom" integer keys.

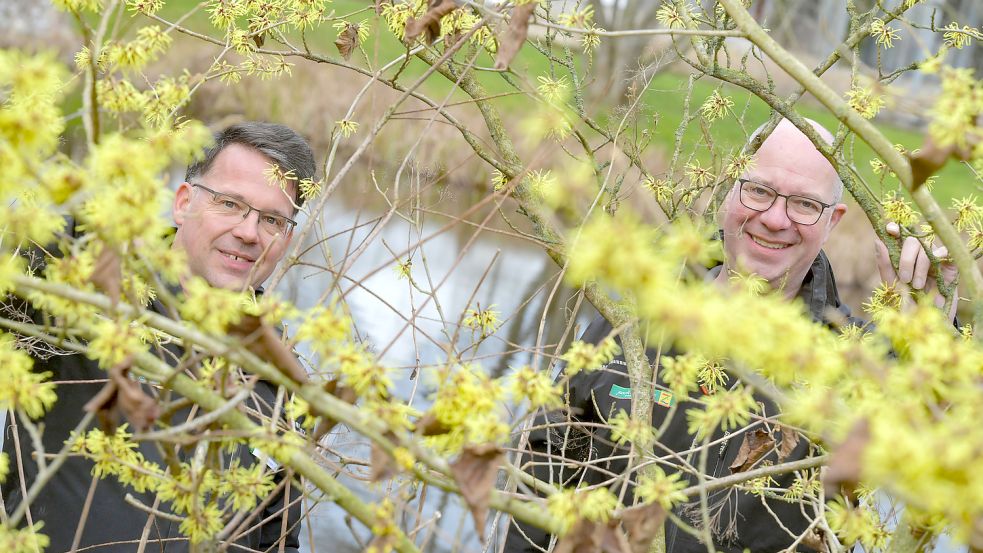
[
  {"left": 737, "top": 179, "right": 835, "bottom": 226},
  {"left": 190, "top": 183, "right": 297, "bottom": 235}
]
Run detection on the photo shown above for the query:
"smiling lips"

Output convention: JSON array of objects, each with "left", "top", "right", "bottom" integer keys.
[
  {"left": 748, "top": 233, "right": 793, "bottom": 250},
  {"left": 219, "top": 249, "right": 257, "bottom": 265}
]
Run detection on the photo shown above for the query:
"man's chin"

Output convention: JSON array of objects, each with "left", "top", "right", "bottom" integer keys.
[{"left": 202, "top": 271, "right": 251, "bottom": 291}]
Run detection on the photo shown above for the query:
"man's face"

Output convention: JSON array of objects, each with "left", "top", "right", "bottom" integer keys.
[
  {"left": 172, "top": 143, "right": 296, "bottom": 291},
  {"left": 719, "top": 123, "right": 847, "bottom": 296}
]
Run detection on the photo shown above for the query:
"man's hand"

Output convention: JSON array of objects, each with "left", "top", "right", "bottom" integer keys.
[{"left": 874, "top": 222, "right": 959, "bottom": 323}]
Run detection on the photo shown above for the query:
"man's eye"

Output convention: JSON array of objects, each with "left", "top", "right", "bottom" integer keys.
[
  {"left": 748, "top": 185, "right": 772, "bottom": 197},
  {"left": 264, "top": 215, "right": 284, "bottom": 228},
  {"left": 221, "top": 199, "right": 239, "bottom": 210},
  {"left": 793, "top": 198, "right": 821, "bottom": 212}
]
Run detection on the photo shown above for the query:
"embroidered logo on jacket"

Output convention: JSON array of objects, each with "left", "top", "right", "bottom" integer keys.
[{"left": 608, "top": 384, "right": 675, "bottom": 407}]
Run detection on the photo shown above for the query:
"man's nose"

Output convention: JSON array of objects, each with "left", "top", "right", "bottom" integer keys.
[
  {"left": 231, "top": 209, "right": 262, "bottom": 243},
  {"left": 759, "top": 197, "right": 792, "bottom": 230}
]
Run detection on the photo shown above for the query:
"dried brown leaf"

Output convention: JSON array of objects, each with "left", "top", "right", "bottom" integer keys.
[
  {"left": 909, "top": 137, "right": 952, "bottom": 191},
  {"left": 554, "top": 518, "right": 631, "bottom": 553},
  {"left": 227, "top": 314, "right": 308, "bottom": 384},
  {"left": 90, "top": 246, "right": 121, "bottom": 304},
  {"left": 404, "top": 0, "right": 457, "bottom": 45},
  {"left": 777, "top": 425, "right": 801, "bottom": 461},
  {"left": 416, "top": 412, "right": 451, "bottom": 436},
  {"left": 802, "top": 528, "right": 830, "bottom": 553},
  {"left": 84, "top": 356, "right": 159, "bottom": 432},
  {"left": 311, "top": 380, "right": 358, "bottom": 440},
  {"left": 370, "top": 432, "right": 400, "bottom": 482},
  {"left": 494, "top": 2, "right": 536, "bottom": 70},
  {"left": 334, "top": 25, "right": 358, "bottom": 60},
  {"left": 823, "top": 418, "right": 870, "bottom": 498},
  {"left": 621, "top": 502, "right": 667, "bottom": 553},
  {"left": 729, "top": 429, "right": 774, "bottom": 473},
  {"left": 252, "top": 32, "right": 266, "bottom": 48},
  {"left": 449, "top": 443, "right": 504, "bottom": 536}
]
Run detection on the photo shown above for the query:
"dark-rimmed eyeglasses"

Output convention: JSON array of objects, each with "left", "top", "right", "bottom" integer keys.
[
  {"left": 737, "top": 179, "right": 834, "bottom": 226},
  {"left": 190, "top": 183, "right": 297, "bottom": 236}
]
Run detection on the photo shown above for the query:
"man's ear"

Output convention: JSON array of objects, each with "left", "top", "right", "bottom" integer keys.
[
  {"left": 173, "top": 182, "right": 194, "bottom": 226},
  {"left": 828, "top": 203, "right": 847, "bottom": 230}
]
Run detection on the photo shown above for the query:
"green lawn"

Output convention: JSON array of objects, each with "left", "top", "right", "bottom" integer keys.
[{"left": 81, "top": 0, "right": 976, "bottom": 206}]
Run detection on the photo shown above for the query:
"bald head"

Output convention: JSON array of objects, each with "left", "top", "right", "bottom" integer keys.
[{"left": 748, "top": 119, "right": 842, "bottom": 202}]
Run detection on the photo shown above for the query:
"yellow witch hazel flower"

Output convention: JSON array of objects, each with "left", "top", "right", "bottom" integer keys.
[
  {"left": 870, "top": 18, "right": 901, "bottom": 48},
  {"left": 463, "top": 304, "right": 499, "bottom": 335},
  {"left": 941, "top": 22, "right": 978, "bottom": 49},
  {"left": 686, "top": 386, "right": 758, "bottom": 439},
  {"left": 219, "top": 461, "right": 276, "bottom": 512},
  {"left": 296, "top": 303, "right": 351, "bottom": 358},
  {"left": 0, "top": 255, "right": 26, "bottom": 297},
  {"left": 656, "top": 2, "right": 693, "bottom": 29},
  {"left": 684, "top": 160, "right": 714, "bottom": 187},
  {"left": 536, "top": 75, "right": 569, "bottom": 103},
  {"left": 180, "top": 503, "right": 224, "bottom": 544},
  {"left": 725, "top": 152, "right": 755, "bottom": 179},
  {"left": 659, "top": 218, "right": 721, "bottom": 267},
  {"left": 426, "top": 365, "right": 508, "bottom": 453},
  {"left": 582, "top": 26, "right": 602, "bottom": 55},
  {"left": 699, "top": 90, "right": 734, "bottom": 122},
  {"left": 661, "top": 352, "right": 704, "bottom": 395},
  {"left": 952, "top": 196, "right": 983, "bottom": 231},
  {"left": 558, "top": 5, "right": 594, "bottom": 27},
  {"left": 0, "top": 523, "right": 51, "bottom": 553},
  {"left": 0, "top": 335, "right": 57, "bottom": 419},
  {"left": 637, "top": 466, "right": 688, "bottom": 509},
  {"left": 928, "top": 66, "right": 980, "bottom": 150},
  {"left": 561, "top": 337, "right": 620, "bottom": 376},
  {"left": 335, "top": 119, "right": 359, "bottom": 138},
  {"left": 333, "top": 342, "right": 392, "bottom": 399},
  {"left": 846, "top": 85, "right": 887, "bottom": 119},
  {"left": 547, "top": 487, "right": 621, "bottom": 534},
  {"left": 881, "top": 191, "right": 918, "bottom": 227},
  {"left": 609, "top": 410, "right": 655, "bottom": 446},
  {"left": 826, "top": 500, "right": 889, "bottom": 550},
  {"left": 178, "top": 277, "right": 247, "bottom": 334},
  {"left": 510, "top": 365, "right": 562, "bottom": 409},
  {"left": 86, "top": 318, "right": 150, "bottom": 368}
]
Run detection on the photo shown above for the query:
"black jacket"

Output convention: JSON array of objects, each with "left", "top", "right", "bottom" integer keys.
[
  {"left": 504, "top": 251, "right": 862, "bottom": 553},
  {"left": 2, "top": 223, "right": 301, "bottom": 552}
]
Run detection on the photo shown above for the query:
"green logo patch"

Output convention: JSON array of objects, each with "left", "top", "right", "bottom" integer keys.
[
  {"left": 609, "top": 384, "right": 632, "bottom": 399},
  {"left": 608, "top": 384, "right": 675, "bottom": 407}
]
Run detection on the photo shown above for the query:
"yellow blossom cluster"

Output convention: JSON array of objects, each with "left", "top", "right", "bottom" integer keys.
[
  {"left": 425, "top": 365, "right": 509, "bottom": 454},
  {"left": 72, "top": 425, "right": 278, "bottom": 544},
  {"left": 547, "top": 487, "right": 622, "bottom": 534}
]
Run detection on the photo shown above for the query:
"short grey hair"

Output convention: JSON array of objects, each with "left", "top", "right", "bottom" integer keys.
[
  {"left": 185, "top": 122, "right": 316, "bottom": 208},
  {"left": 746, "top": 118, "right": 844, "bottom": 203}
]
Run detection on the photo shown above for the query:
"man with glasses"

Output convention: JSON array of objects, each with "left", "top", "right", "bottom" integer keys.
[
  {"left": 2, "top": 122, "right": 314, "bottom": 551},
  {"left": 504, "top": 118, "right": 956, "bottom": 552},
  {"left": 173, "top": 122, "right": 307, "bottom": 292}
]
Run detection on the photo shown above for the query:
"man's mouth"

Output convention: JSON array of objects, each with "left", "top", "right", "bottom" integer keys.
[
  {"left": 220, "top": 250, "right": 256, "bottom": 263},
  {"left": 748, "top": 234, "right": 791, "bottom": 250}
]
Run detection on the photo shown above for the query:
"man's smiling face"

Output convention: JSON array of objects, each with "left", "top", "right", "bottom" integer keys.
[
  {"left": 172, "top": 143, "right": 296, "bottom": 291},
  {"left": 719, "top": 120, "right": 847, "bottom": 296}
]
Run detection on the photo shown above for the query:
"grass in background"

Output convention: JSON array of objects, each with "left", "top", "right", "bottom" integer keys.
[{"left": 95, "top": 0, "right": 976, "bottom": 205}]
